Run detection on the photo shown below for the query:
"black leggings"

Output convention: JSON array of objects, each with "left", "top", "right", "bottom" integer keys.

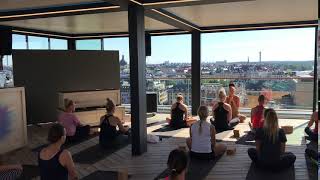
[
  {"left": 305, "top": 127, "right": 318, "bottom": 141},
  {"left": 67, "top": 125, "right": 90, "bottom": 142},
  {"left": 248, "top": 148, "right": 296, "bottom": 172}
]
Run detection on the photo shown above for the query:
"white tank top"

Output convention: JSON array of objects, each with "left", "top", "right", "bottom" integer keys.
[{"left": 191, "top": 120, "right": 212, "bottom": 153}]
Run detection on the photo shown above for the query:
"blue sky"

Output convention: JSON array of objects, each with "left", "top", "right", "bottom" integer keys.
[
  {"left": 103, "top": 27, "right": 316, "bottom": 64},
  {"left": 3, "top": 27, "right": 316, "bottom": 66}
]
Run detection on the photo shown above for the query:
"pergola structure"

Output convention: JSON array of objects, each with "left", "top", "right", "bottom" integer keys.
[{"left": 0, "top": 0, "right": 318, "bottom": 155}]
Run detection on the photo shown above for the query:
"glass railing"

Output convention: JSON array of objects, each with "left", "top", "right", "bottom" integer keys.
[{"left": 120, "top": 76, "right": 314, "bottom": 118}]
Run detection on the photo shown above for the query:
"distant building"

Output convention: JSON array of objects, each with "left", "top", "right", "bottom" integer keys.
[
  {"left": 167, "top": 83, "right": 191, "bottom": 105},
  {"left": 201, "top": 83, "right": 222, "bottom": 105},
  {"left": 216, "top": 60, "right": 227, "bottom": 65},
  {"left": 281, "top": 94, "right": 294, "bottom": 106},
  {"left": 293, "top": 78, "right": 313, "bottom": 107},
  {"left": 120, "top": 55, "right": 127, "bottom": 66}
]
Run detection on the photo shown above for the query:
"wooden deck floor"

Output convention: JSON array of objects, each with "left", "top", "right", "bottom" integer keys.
[{"left": 3, "top": 114, "right": 316, "bottom": 180}]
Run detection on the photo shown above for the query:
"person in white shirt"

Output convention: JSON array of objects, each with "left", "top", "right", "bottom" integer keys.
[{"left": 186, "top": 106, "right": 226, "bottom": 159}]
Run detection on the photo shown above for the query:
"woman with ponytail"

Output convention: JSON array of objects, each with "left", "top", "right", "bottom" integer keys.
[
  {"left": 211, "top": 88, "right": 234, "bottom": 133},
  {"left": 248, "top": 108, "right": 296, "bottom": 171},
  {"left": 186, "top": 106, "right": 226, "bottom": 160},
  {"left": 99, "top": 98, "right": 129, "bottom": 147},
  {"left": 165, "top": 149, "right": 188, "bottom": 180}
]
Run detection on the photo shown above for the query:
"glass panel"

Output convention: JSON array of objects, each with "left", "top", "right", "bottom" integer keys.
[
  {"left": 201, "top": 28, "right": 316, "bottom": 111},
  {"left": 50, "top": 38, "right": 68, "bottom": 50},
  {"left": 0, "top": 55, "right": 13, "bottom": 87},
  {"left": 76, "top": 39, "right": 101, "bottom": 50},
  {"left": 119, "top": 34, "right": 192, "bottom": 112},
  {"left": 12, "top": 34, "right": 27, "bottom": 49},
  {"left": 103, "top": 37, "right": 129, "bottom": 61},
  {"left": 28, "top": 36, "right": 49, "bottom": 49}
]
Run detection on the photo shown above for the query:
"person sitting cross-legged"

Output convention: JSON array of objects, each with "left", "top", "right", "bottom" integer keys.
[
  {"left": 304, "top": 111, "right": 318, "bottom": 142},
  {"left": 187, "top": 106, "right": 226, "bottom": 160},
  {"left": 211, "top": 88, "right": 234, "bottom": 132},
  {"left": 58, "top": 99, "right": 91, "bottom": 142},
  {"left": 249, "top": 95, "right": 266, "bottom": 133},
  {"left": 226, "top": 82, "right": 246, "bottom": 125},
  {"left": 248, "top": 109, "right": 296, "bottom": 172},
  {"left": 167, "top": 95, "right": 196, "bottom": 129},
  {"left": 99, "top": 98, "right": 129, "bottom": 148}
]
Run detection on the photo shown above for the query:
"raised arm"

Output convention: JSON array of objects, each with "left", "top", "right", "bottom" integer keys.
[
  {"left": 226, "top": 104, "right": 232, "bottom": 122},
  {"left": 183, "top": 104, "right": 188, "bottom": 120},
  {"left": 116, "top": 117, "right": 128, "bottom": 133},
  {"left": 210, "top": 125, "right": 216, "bottom": 147},
  {"left": 307, "top": 112, "right": 315, "bottom": 128}
]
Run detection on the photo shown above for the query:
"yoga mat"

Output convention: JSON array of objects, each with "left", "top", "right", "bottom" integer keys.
[
  {"left": 147, "top": 120, "right": 167, "bottom": 127},
  {"left": 152, "top": 125, "right": 187, "bottom": 132},
  {"left": 17, "top": 165, "right": 40, "bottom": 180},
  {"left": 245, "top": 163, "right": 295, "bottom": 180},
  {"left": 73, "top": 135, "right": 130, "bottom": 164},
  {"left": 305, "top": 153, "right": 318, "bottom": 180},
  {"left": 81, "top": 170, "right": 131, "bottom": 180},
  {"left": 235, "top": 132, "right": 255, "bottom": 146},
  {"left": 32, "top": 134, "right": 99, "bottom": 152},
  {"left": 154, "top": 155, "right": 222, "bottom": 180}
]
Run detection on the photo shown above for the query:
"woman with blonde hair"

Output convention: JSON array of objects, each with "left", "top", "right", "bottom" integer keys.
[
  {"left": 211, "top": 88, "right": 234, "bottom": 133},
  {"left": 186, "top": 106, "right": 226, "bottom": 160},
  {"left": 58, "top": 99, "right": 90, "bottom": 142},
  {"left": 99, "top": 98, "right": 129, "bottom": 147},
  {"left": 248, "top": 108, "right": 296, "bottom": 171}
]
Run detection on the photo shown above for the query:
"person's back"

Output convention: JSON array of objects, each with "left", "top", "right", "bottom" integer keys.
[
  {"left": 171, "top": 102, "right": 186, "bottom": 128},
  {"left": 58, "top": 112, "right": 79, "bottom": 137},
  {"left": 99, "top": 114, "right": 118, "bottom": 146},
  {"left": 213, "top": 102, "right": 229, "bottom": 130},
  {"left": 256, "top": 128, "right": 286, "bottom": 163},
  {"left": 39, "top": 149, "right": 68, "bottom": 180},
  {"left": 191, "top": 121, "right": 212, "bottom": 153},
  {"left": 251, "top": 105, "right": 264, "bottom": 129},
  {"left": 38, "top": 124, "right": 77, "bottom": 180}
]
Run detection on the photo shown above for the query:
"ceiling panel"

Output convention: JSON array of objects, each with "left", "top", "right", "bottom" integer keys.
[
  {"left": 165, "top": 0, "right": 318, "bottom": 27},
  {"left": 0, "top": 12, "right": 176, "bottom": 34},
  {"left": 0, "top": 0, "right": 104, "bottom": 11}
]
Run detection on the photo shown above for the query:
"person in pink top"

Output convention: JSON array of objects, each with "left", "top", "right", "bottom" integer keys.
[{"left": 58, "top": 99, "right": 90, "bottom": 142}]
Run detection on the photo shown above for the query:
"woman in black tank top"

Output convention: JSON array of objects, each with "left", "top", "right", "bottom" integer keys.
[
  {"left": 211, "top": 89, "right": 233, "bottom": 133},
  {"left": 99, "top": 99, "right": 129, "bottom": 147},
  {"left": 38, "top": 124, "right": 77, "bottom": 180},
  {"left": 170, "top": 95, "right": 188, "bottom": 129}
]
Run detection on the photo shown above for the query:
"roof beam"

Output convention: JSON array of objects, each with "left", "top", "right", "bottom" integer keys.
[
  {"left": 140, "top": 0, "right": 256, "bottom": 9},
  {"left": 0, "top": 2, "right": 122, "bottom": 22},
  {"left": 104, "top": 0, "right": 201, "bottom": 32},
  {"left": 145, "top": 8, "right": 200, "bottom": 31}
]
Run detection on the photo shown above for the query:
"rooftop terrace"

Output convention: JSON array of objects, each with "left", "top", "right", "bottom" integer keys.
[{"left": 2, "top": 113, "right": 317, "bottom": 180}]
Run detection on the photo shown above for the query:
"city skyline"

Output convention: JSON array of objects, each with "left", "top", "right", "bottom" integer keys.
[{"left": 108, "top": 27, "right": 316, "bottom": 64}]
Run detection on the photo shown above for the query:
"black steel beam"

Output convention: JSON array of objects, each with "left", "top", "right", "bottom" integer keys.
[
  {"left": 191, "top": 31, "right": 201, "bottom": 115},
  {"left": 128, "top": 3, "right": 148, "bottom": 155},
  {"left": 202, "top": 20, "right": 318, "bottom": 33},
  {"left": 313, "top": 25, "right": 318, "bottom": 112},
  {"left": 145, "top": 8, "right": 200, "bottom": 31},
  {"left": 0, "top": 2, "right": 122, "bottom": 22},
  {"left": 67, "top": 39, "right": 76, "bottom": 50}
]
